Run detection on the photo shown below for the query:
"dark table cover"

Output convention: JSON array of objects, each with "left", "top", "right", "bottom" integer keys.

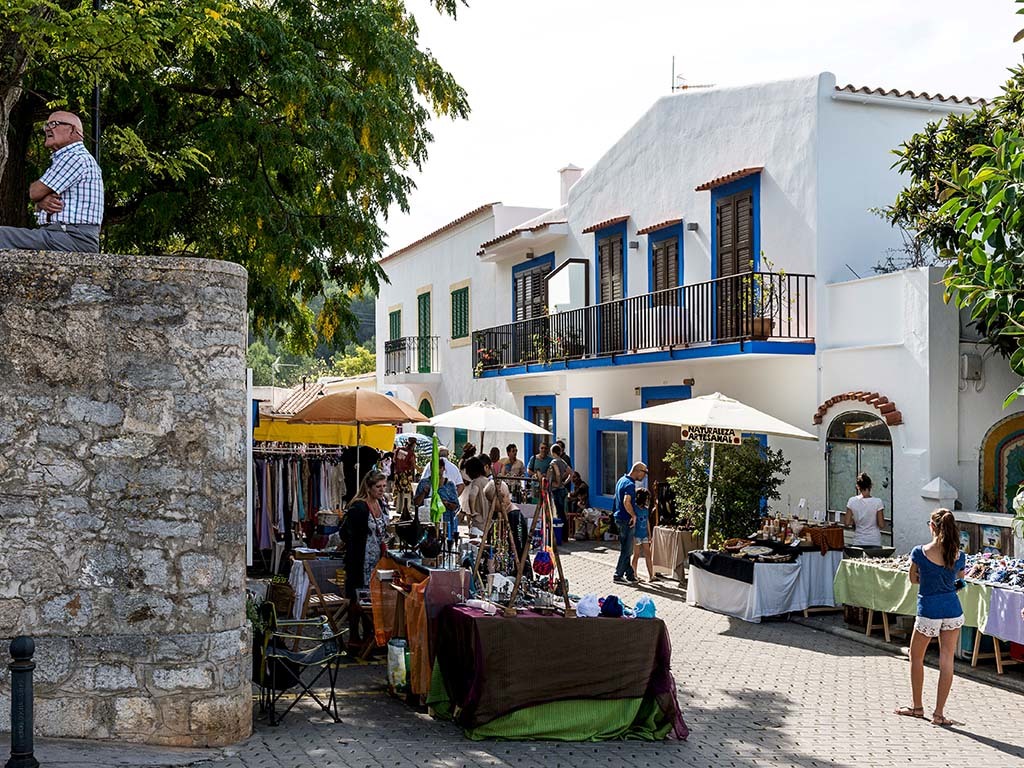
[
  {"left": 688, "top": 550, "right": 755, "bottom": 583},
  {"left": 435, "top": 605, "right": 687, "bottom": 738}
]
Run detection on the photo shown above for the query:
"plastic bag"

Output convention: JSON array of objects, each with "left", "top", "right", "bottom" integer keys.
[{"left": 387, "top": 639, "right": 408, "bottom": 692}]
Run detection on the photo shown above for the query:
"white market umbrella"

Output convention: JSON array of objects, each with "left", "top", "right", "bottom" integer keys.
[
  {"left": 427, "top": 400, "right": 551, "bottom": 457},
  {"left": 607, "top": 392, "right": 817, "bottom": 547}
]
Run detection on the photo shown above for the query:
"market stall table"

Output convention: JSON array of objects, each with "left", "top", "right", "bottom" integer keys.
[
  {"left": 652, "top": 527, "right": 703, "bottom": 581},
  {"left": 687, "top": 543, "right": 843, "bottom": 623},
  {"left": 832, "top": 558, "right": 1024, "bottom": 671},
  {"left": 428, "top": 605, "right": 688, "bottom": 741}
]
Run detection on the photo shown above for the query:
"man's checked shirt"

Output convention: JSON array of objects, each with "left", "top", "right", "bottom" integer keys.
[{"left": 36, "top": 141, "right": 104, "bottom": 226}]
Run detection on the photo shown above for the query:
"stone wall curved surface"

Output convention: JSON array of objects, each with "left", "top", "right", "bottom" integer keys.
[{"left": 0, "top": 250, "right": 251, "bottom": 746}]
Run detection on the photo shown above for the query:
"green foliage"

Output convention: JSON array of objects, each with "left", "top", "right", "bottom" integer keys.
[
  {"left": 248, "top": 338, "right": 376, "bottom": 387},
  {"left": 4, "top": 0, "right": 469, "bottom": 352},
  {"left": 931, "top": 128, "right": 1024, "bottom": 405},
  {"left": 885, "top": 5, "right": 1024, "bottom": 405},
  {"left": 664, "top": 438, "right": 790, "bottom": 547}
]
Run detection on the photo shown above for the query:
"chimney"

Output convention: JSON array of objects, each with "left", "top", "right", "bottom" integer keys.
[{"left": 558, "top": 164, "right": 583, "bottom": 205}]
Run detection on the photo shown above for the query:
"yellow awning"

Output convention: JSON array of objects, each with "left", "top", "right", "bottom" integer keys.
[{"left": 253, "top": 418, "right": 395, "bottom": 450}]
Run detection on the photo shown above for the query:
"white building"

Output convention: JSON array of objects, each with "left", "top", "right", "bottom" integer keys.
[{"left": 377, "top": 72, "right": 1023, "bottom": 554}]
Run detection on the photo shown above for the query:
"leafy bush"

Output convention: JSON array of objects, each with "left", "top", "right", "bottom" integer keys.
[{"left": 664, "top": 438, "right": 790, "bottom": 547}]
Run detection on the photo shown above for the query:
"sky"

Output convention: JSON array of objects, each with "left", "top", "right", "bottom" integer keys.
[{"left": 382, "top": 0, "right": 1023, "bottom": 254}]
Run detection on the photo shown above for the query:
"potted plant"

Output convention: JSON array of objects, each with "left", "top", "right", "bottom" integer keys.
[
  {"left": 474, "top": 347, "right": 500, "bottom": 377},
  {"left": 664, "top": 437, "right": 790, "bottom": 549},
  {"left": 740, "top": 254, "right": 788, "bottom": 341}
]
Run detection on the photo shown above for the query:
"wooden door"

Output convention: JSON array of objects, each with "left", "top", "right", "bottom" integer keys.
[
  {"left": 715, "top": 191, "right": 753, "bottom": 340},
  {"left": 645, "top": 398, "right": 680, "bottom": 494},
  {"left": 597, "top": 234, "right": 624, "bottom": 354}
]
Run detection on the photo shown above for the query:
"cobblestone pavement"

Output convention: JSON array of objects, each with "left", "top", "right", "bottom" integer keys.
[{"left": 14, "top": 542, "right": 1024, "bottom": 768}]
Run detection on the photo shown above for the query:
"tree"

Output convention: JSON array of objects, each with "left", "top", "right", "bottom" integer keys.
[
  {"left": 5, "top": 0, "right": 469, "bottom": 352},
  {"left": 0, "top": 0, "right": 231, "bottom": 181},
  {"left": 664, "top": 438, "right": 790, "bottom": 547}
]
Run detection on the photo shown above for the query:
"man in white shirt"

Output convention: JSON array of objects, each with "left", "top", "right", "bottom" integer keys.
[
  {"left": 419, "top": 446, "right": 465, "bottom": 495},
  {"left": 0, "top": 111, "right": 104, "bottom": 252}
]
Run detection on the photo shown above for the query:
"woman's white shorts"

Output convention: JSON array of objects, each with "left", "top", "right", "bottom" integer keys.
[{"left": 914, "top": 614, "right": 965, "bottom": 637}]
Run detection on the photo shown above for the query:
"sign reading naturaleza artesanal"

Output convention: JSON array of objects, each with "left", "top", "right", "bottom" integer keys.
[{"left": 680, "top": 425, "right": 742, "bottom": 445}]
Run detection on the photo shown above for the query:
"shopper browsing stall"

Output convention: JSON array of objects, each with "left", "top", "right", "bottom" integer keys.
[
  {"left": 894, "top": 509, "right": 966, "bottom": 727},
  {"left": 341, "top": 470, "right": 389, "bottom": 646},
  {"left": 631, "top": 488, "right": 654, "bottom": 582},
  {"left": 420, "top": 446, "right": 464, "bottom": 495},
  {"left": 613, "top": 462, "right": 647, "bottom": 585},
  {"left": 844, "top": 472, "right": 885, "bottom": 548}
]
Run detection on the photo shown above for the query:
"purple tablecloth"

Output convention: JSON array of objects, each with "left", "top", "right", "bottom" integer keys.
[{"left": 982, "top": 588, "right": 1024, "bottom": 644}]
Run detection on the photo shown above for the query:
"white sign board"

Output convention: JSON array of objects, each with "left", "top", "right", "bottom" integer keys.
[{"left": 680, "top": 425, "right": 742, "bottom": 445}]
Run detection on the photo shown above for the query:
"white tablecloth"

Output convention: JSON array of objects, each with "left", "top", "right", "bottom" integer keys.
[{"left": 687, "top": 549, "right": 843, "bottom": 622}]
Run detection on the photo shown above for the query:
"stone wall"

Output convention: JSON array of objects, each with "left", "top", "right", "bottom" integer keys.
[{"left": 0, "top": 251, "right": 251, "bottom": 747}]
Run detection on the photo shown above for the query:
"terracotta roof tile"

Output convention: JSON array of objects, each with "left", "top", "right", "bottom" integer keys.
[
  {"left": 381, "top": 202, "right": 500, "bottom": 263},
  {"left": 637, "top": 218, "right": 683, "bottom": 235},
  {"left": 835, "top": 83, "right": 986, "bottom": 106},
  {"left": 694, "top": 167, "right": 763, "bottom": 192},
  {"left": 274, "top": 382, "right": 325, "bottom": 416},
  {"left": 582, "top": 215, "right": 629, "bottom": 234},
  {"left": 477, "top": 220, "right": 568, "bottom": 254}
]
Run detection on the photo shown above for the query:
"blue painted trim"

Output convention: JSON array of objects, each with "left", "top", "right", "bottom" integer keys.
[
  {"left": 569, "top": 397, "right": 593, "bottom": 512},
  {"left": 646, "top": 222, "right": 685, "bottom": 297},
  {"left": 589, "top": 417, "right": 634, "bottom": 511},
  {"left": 477, "top": 340, "right": 815, "bottom": 378},
  {"left": 639, "top": 385, "right": 692, "bottom": 469},
  {"left": 512, "top": 252, "right": 555, "bottom": 322},
  {"left": 523, "top": 394, "right": 556, "bottom": 458}
]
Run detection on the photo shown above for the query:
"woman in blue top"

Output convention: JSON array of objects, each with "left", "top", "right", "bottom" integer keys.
[{"left": 895, "top": 509, "right": 966, "bottom": 726}]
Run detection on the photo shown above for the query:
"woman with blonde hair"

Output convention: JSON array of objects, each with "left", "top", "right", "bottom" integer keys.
[
  {"left": 894, "top": 509, "right": 966, "bottom": 726},
  {"left": 341, "top": 470, "right": 389, "bottom": 646}
]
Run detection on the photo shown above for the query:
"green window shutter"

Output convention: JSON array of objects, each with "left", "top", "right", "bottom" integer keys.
[
  {"left": 451, "top": 286, "right": 469, "bottom": 339},
  {"left": 388, "top": 309, "right": 401, "bottom": 341}
]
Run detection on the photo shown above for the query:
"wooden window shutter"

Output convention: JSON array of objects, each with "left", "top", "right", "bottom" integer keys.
[{"left": 735, "top": 191, "right": 753, "bottom": 274}]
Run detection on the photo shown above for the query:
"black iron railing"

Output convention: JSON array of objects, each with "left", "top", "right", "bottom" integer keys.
[
  {"left": 472, "top": 271, "right": 814, "bottom": 376},
  {"left": 384, "top": 336, "right": 440, "bottom": 375}
]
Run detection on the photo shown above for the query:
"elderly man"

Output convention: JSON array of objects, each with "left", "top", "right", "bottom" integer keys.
[
  {"left": 0, "top": 111, "right": 103, "bottom": 253},
  {"left": 419, "top": 445, "right": 465, "bottom": 496},
  {"left": 613, "top": 461, "right": 648, "bottom": 585}
]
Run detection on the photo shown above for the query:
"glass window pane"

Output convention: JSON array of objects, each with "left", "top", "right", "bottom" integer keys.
[
  {"left": 827, "top": 442, "right": 857, "bottom": 514},
  {"left": 601, "top": 431, "right": 628, "bottom": 495}
]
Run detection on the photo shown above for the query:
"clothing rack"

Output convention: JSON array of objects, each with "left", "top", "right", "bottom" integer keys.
[{"left": 253, "top": 441, "right": 349, "bottom": 456}]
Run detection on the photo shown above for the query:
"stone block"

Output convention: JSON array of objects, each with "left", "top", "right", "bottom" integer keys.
[
  {"left": 114, "top": 696, "right": 158, "bottom": 733},
  {"left": 65, "top": 396, "right": 124, "bottom": 427},
  {"left": 0, "top": 598, "right": 26, "bottom": 635},
  {"left": 178, "top": 553, "right": 225, "bottom": 592},
  {"left": 40, "top": 591, "right": 92, "bottom": 629},
  {"left": 189, "top": 691, "right": 252, "bottom": 742},
  {"left": 35, "top": 696, "right": 102, "bottom": 739},
  {"left": 90, "top": 663, "right": 140, "bottom": 691},
  {"left": 151, "top": 665, "right": 214, "bottom": 691}
]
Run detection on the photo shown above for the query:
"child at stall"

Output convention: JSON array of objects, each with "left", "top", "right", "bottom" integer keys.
[{"left": 631, "top": 488, "right": 655, "bottom": 582}]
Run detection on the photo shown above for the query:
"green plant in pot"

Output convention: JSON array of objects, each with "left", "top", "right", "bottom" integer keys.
[
  {"left": 740, "top": 254, "right": 788, "bottom": 341},
  {"left": 664, "top": 437, "right": 790, "bottom": 549}
]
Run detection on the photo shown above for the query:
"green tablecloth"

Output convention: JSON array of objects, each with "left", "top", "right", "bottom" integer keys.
[
  {"left": 833, "top": 560, "right": 991, "bottom": 627},
  {"left": 427, "top": 661, "right": 676, "bottom": 741}
]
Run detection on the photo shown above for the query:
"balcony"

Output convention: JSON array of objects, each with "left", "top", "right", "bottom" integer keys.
[
  {"left": 384, "top": 336, "right": 440, "bottom": 379},
  {"left": 472, "top": 271, "right": 814, "bottom": 377}
]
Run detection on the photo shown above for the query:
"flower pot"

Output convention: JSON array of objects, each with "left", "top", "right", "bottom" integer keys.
[{"left": 746, "top": 316, "right": 774, "bottom": 341}]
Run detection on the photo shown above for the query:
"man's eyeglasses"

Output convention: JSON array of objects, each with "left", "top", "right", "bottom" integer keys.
[{"left": 43, "top": 120, "right": 73, "bottom": 131}]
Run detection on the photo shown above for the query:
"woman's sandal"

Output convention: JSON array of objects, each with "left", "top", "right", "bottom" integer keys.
[
  {"left": 894, "top": 706, "right": 925, "bottom": 718},
  {"left": 931, "top": 713, "right": 960, "bottom": 727}
]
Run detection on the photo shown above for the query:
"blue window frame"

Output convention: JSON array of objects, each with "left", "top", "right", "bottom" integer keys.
[
  {"left": 710, "top": 173, "right": 761, "bottom": 280},
  {"left": 524, "top": 394, "right": 556, "bottom": 458},
  {"left": 589, "top": 416, "right": 633, "bottom": 511},
  {"left": 512, "top": 252, "right": 555, "bottom": 322},
  {"left": 647, "top": 222, "right": 684, "bottom": 300},
  {"left": 593, "top": 220, "right": 628, "bottom": 302}
]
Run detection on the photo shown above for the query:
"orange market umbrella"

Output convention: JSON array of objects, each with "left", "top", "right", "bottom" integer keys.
[{"left": 289, "top": 388, "right": 427, "bottom": 487}]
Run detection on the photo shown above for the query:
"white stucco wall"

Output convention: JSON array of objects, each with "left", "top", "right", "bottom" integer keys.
[{"left": 375, "top": 204, "right": 545, "bottom": 451}]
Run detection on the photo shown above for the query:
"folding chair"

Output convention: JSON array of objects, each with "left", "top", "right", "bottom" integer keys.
[
  {"left": 255, "top": 603, "right": 346, "bottom": 726},
  {"left": 298, "top": 559, "right": 349, "bottom": 634}
]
